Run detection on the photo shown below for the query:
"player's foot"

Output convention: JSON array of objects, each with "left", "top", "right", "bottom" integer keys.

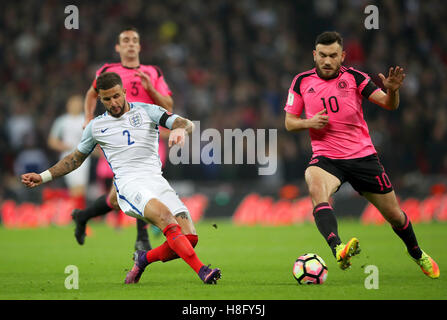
[
  {"left": 124, "top": 250, "right": 147, "bottom": 284},
  {"left": 198, "top": 264, "right": 221, "bottom": 284},
  {"left": 335, "top": 237, "right": 361, "bottom": 270},
  {"left": 134, "top": 240, "right": 151, "bottom": 251},
  {"left": 411, "top": 251, "right": 440, "bottom": 279},
  {"left": 71, "top": 209, "right": 87, "bottom": 245}
]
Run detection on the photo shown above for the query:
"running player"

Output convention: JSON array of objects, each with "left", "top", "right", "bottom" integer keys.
[
  {"left": 284, "top": 31, "right": 439, "bottom": 278},
  {"left": 72, "top": 27, "right": 173, "bottom": 250},
  {"left": 21, "top": 72, "right": 221, "bottom": 285}
]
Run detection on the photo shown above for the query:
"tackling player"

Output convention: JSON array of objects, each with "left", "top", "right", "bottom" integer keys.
[
  {"left": 72, "top": 27, "right": 173, "bottom": 251},
  {"left": 284, "top": 31, "right": 439, "bottom": 278},
  {"left": 21, "top": 72, "right": 221, "bottom": 285}
]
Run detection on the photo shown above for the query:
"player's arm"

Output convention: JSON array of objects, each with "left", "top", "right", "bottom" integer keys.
[
  {"left": 283, "top": 77, "right": 329, "bottom": 131},
  {"left": 169, "top": 116, "right": 195, "bottom": 147},
  {"left": 285, "top": 110, "right": 329, "bottom": 131},
  {"left": 368, "top": 66, "right": 405, "bottom": 110},
  {"left": 83, "top": 85, "right": 99, "bottom": 128},
  {"left": 21, "top": 150, "right": 89, "bottom": 188},
  {"left": 136, "top": 70, "right": 173, "bottom": 112},
  {"left": 144, "top": 104, "right": 194, "bottom": 147}
]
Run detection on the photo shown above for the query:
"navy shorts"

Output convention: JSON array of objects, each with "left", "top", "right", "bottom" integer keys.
[{"left": 307, "top": 153, "right": 393, "bottom": 195}]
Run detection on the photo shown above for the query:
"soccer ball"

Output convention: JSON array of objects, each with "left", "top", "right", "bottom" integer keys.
[{"left": 293, "top": 253, "right": 328, "bottom": 284}]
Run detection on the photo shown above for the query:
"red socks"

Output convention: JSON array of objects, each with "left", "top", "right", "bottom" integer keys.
[
  {"left": 145, "top": 224, "right": 202, "bottom": 273},
  {"left": 146, "top": 234, "right": 198, "bottom": 263}
]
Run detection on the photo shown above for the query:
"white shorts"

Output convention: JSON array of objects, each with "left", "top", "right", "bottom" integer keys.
[
  {"left": 64, "top": 158, "right": 91, "bottom": 188},
  {"left": 115, "top": 173, "right": 188, "bottom": 221}
]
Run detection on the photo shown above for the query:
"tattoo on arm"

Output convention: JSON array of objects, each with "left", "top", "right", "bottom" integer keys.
[{"left": 49, "top": 150, "right": 88, "bottom": 179}]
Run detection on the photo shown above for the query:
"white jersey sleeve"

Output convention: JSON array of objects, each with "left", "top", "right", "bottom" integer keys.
[
  {"left": 133, "top": 102, "right": 179, "bottom": 129},
  {"left": 77, "top": 121, "right": 97, "bottom": 155}
]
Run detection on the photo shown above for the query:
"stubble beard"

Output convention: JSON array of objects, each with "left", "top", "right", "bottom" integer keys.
[{"left": 316, "top": 63, "right": 341, "bottom": 80}]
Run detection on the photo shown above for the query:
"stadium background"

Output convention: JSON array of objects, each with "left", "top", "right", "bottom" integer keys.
[{"left": 1, "top": 0, "right": 446, "bottom": 227}]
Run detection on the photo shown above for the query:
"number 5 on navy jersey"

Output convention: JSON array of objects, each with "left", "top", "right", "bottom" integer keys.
[{"left": 123, "top": 130, "right": 135, "bottom": 145}]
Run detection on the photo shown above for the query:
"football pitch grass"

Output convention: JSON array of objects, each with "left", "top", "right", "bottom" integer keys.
[{"left": 0, "top": 220, "right": 446, "bottom": 300}]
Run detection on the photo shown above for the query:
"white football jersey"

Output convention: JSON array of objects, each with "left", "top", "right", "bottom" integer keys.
[{"left": 77, "top": 102, "right": 178, "bottom": 185}]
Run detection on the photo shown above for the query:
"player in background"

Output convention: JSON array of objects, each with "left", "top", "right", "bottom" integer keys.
[
  {"left": 48, "top": 95, "right": 90, "bottom": 209},
  {"left": 21, "top": 72, "right": 221, "bottom": 285},
  {"left": 72, "top": 27, "right": 173, "bottom": 251},
  {"left": 284, "top": 31, "right": 439, "bottom": 278}
]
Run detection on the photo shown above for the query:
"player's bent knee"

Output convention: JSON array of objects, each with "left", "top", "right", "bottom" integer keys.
[
  {"left": 144, "top": 199, "right": 176, "bottom": 229},
  {"left": 175, "top": 211, "right": 197, "bottom": 235}
]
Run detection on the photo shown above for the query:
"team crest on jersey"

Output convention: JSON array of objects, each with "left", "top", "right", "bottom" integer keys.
[
  {"left": 337, "top": 79, "right": 348, "bottom": 89},
  {"left": 129, "top": 113, "right": 143, "bottom": 127}
]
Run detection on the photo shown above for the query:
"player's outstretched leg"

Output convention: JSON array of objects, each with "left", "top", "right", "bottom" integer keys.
[
  {"left": 364, "top": 191, "right": 440, "bottom": 279},
  {"left": 312, "top": 202, "right": 360, "bottom": 269},
  {"left": 125, "top": 200, "right": 221, "bottom": 284},
  {"left": 124, "top": 233, "right": 198, "bottom": 284},
  {"left": 393, "top": 213, "right": 439, "bottom": 278},
  {"left": 125, "top": 225, "right": 221, "bottom": 284}
]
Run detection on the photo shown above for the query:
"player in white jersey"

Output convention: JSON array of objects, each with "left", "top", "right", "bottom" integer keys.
[
  {"left": 78, "top": 101, "right": 188, "bottom": 219},
  {"left": 48, "top": 95, "right": 90, "bottom": 207},
  {"left": 21, "top": 72, "right": 221, "bottom": 284}
]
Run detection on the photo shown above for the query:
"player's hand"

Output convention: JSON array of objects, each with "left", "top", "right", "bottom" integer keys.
[
  {"left": 21, "top": 173, "right": 43, "bottom": 188},
  {"left": 378, "top": 66, "right": 405, "bottom": 92},
  {"left": 308, "top": 109, "right": 329, "bottom": 129},
  {"left": 168, "top": 128, "right": 186, "bottom": 147},
  {"left": 135, "top": 70, "right": 154, "bottom": 92}
]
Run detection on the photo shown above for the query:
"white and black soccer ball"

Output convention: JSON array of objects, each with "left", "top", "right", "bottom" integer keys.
[{"left": 293, "top": 253, "right": 328, "bottom": 284}]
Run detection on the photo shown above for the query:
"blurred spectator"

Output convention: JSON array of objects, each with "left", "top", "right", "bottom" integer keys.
[
  {"left": 48, "top": 95, "right": 90, "bottom": 206},
  {"left": 13, "top": 133, "right": 48, "bottom": 177}
]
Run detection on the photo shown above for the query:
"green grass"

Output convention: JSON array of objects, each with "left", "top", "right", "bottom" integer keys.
[{"left": 0, "top": 220, "right": 446, "bottom": 300}]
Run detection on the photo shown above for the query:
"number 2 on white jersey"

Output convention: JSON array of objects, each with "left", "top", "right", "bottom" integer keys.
[{"left": 123, "top": 130, "right": 135, "bottom": 145}]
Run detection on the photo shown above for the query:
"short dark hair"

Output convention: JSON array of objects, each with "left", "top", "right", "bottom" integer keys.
[
  {"left": 117, "top": 27, "right": 139, "bottom": 44},
  {"left": 315, "top": 31, "right": 343, "bottom": 48},
  {"left": 96, "top": 72, "right": 123, "bottom": 91}
]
